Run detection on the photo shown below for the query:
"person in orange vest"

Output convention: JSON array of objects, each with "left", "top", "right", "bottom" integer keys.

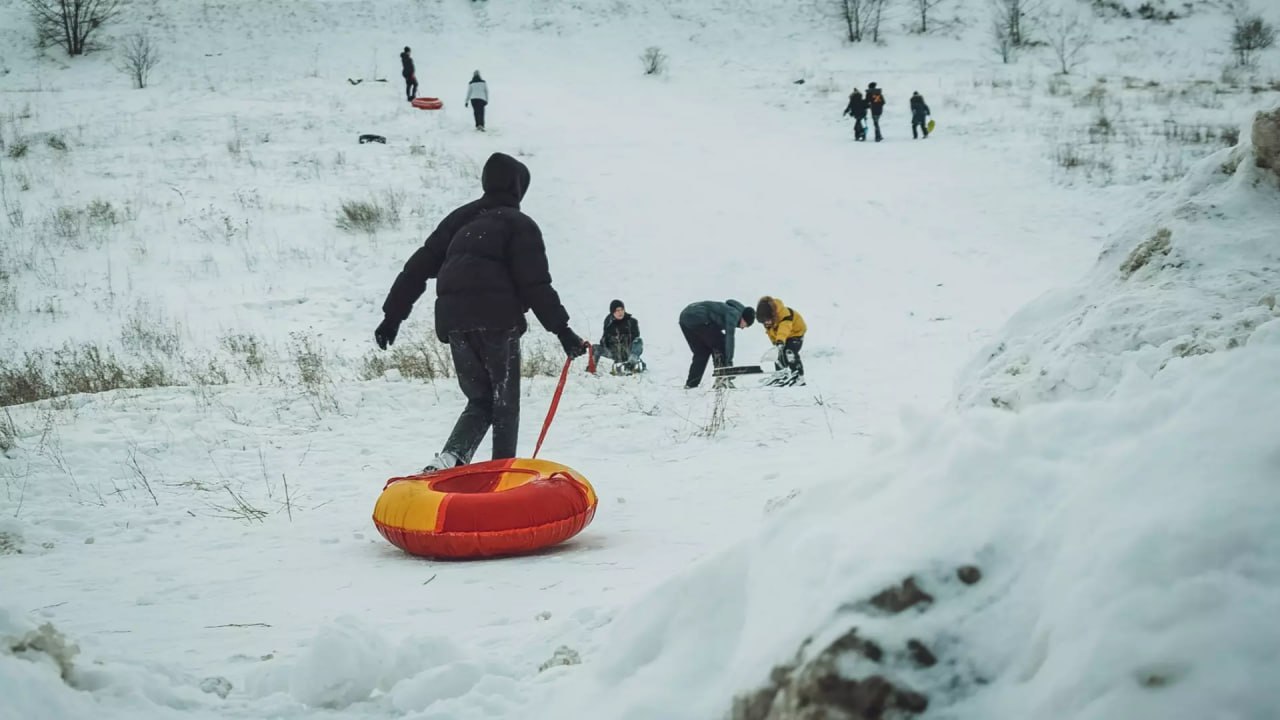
[
  {"left": 755, "top": 296, "right": 807, "bottom": 386},
  {"left": 866, "top": 82, "right": 886, "bottom": 142}
]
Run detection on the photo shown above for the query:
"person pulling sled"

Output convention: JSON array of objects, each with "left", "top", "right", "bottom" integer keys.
[
  {"left": 594, "top": 299, "right": 645, "bottom": 375},
  {"left": 755, "top": 296, "right": 806, "bottom": 386},
  {"left": 375, "top": 152, "right": 588, "bottom": 473},
  {"left": 400, "top": 46, "right": 418, "bottom": 102}
]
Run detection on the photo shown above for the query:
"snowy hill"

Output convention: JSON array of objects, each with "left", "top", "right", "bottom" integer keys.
[{"left": 2, "top": 0, "right": 1279, "bottom": 718}]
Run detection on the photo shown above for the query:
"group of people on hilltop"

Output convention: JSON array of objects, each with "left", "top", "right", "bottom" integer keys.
[
  {"left": 400, "top": 46, "right": 491, "bottom": 131},
  {"left": 374, "top": 154, "right": 808, "bottom": 474},
  {"left": 842, "top": 82, "right": 932, "bottom": 141}
]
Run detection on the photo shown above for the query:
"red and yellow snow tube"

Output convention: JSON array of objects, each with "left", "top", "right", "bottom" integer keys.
[
  {"left": 411, "top": 97, "right": 443, "bottom": 110},
  {"left": 373, "top": 458, "right": 597, "bottom": 559}
]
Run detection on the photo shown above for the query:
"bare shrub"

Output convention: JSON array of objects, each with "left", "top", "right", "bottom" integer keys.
[
  {"left": 120, "top": 302, "right": 183, "bottom": 359},
  {"left": 0, "top": 269, "right": 16, "bottom": 316},
  {"left": 521, "top": 338, "right": 562, "bottom": 378},
  {"left": 86, "top": 199, "right": 117, "bottom": 226},
  {"left": 640, "top": 46, "right": 667, "bottom": 75},
  {"left": 288, "top": 332, "right": 338, "bottom": 412},
  {"left": 0, "top": 408, "right": 16, "bottom": 453},
  {"left": 360, "top": 334, "right": 452, "bottom": 381},
  {"left": 47, "top": 206, "right": 83, "bottom": 242},
  {"left": 1230, "top": 8, "right": 1276, "bottom": 68},
  {"left": 1046, "top": 10, "right": 1092, "bottom": 74},
  {"left": 7, "top": 141, "right": 29, "bottom": 159},
  {"left": 0, "top": 345, "right": 173, "bottom": 407},
  {"left": 46, "top": 135, "right": 67, "bottom": 151},
  {"left": 119, "top": 32, "right": 160, "bottom": 89},
  {"left": 220, "top": 333, "right": 270, "bottom": 382},
  {"left": 335, "top": 198, "right": 391, "bottom": 234},
  {"left": 697, "top": 387, "right": 731, "bottom": 437},
  {"left": 25, "top": 0, "right": 123, "bottom": 56}
]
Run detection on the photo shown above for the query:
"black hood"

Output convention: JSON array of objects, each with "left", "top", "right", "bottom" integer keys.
[{"left": 481, "top": 153, "right": 531, "bottom": 208}]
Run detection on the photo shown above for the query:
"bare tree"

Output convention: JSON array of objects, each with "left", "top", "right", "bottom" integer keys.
[
  {"left": 119, "top": 33, "right": 159, "bottom": 89},
  {"left": 992, "top": 17, "right": 1014, "bottom": 63},
  {"left": 834, "top": 0, "right": 876, "bottom": 42},
  {"left": 869, "top": 0, "right": 891, "bottom": 43},
  {"left": 1230, "top": 7, "right": 1276, "bottom": 67},
  {"left": 24, "top": 0, "right": 124, "bottom": 56},
  {"left": 1045, "top": 10, "right": 1091, "bottom": 74},
  {"left": 913, "top": 0, "right": 946, "bottom": 33},
  {"left": 990, "top": 0, "right": 1039, "bottom": 48}
]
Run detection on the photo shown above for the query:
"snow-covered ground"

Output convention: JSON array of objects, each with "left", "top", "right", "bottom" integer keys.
[{"left": 1, "top": 0, "right": 1278, "bottom": 718}]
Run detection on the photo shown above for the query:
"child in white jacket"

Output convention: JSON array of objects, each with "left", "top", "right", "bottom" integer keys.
[{"left": 465, "top": 71, "right": 488, "bottom": 131}]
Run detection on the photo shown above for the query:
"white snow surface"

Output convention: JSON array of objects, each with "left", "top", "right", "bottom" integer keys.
[{"left": 2, "top": 0, "right": 1279, "bottom": 718}]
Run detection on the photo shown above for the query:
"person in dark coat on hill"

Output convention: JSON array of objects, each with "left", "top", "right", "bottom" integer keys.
[
  {"left": 594, "top": 299, "right": 645, "bottom": 374},
  {"left": 400, "top": 47, "right": 418, "bottom": 102},
  {"left": 866, "top": 82, "right": 886, "bottom": 142},
  {"left": 678, "top": 300, "right": 755, "bottom": 389},
  {"left": 842, "top": 87, "right": 869, "bottom": 141},
  {"left": 376, "top": 152, "right": 588, "bottom": 472},
  {"left": 910, "top": 91, "right": 931, "bottom": 139}
]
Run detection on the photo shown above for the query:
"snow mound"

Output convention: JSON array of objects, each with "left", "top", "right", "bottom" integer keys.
[
  {"left": 956, "top": 111, "right": 1280, "bottom": 410},
  {"left": 534, "top": 111, "right": 1280, "bottom": 719},
  {"left": 546, "top": 310, "right": 1280, "bottom": 720}
]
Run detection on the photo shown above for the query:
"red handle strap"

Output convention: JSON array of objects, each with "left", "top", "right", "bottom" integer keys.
[{"left": 532, "top": 344, "right": 594, "bottom": 459}]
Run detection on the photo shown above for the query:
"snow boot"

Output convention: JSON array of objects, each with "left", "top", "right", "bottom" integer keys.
[{"left": 422, "top": 451, "right": 461, "bottom": 474}]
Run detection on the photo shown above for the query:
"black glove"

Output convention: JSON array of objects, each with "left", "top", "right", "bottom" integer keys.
[
  {"left": 375, "top": 317, "right": 400, "bottom": 350},
  {"left": 556, "top": 328, "right": 587, "bottom": 359}
]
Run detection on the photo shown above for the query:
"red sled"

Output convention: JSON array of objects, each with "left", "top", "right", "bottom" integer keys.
[{"left": 411, "top": 97, "right": 443, "bottom": 110}]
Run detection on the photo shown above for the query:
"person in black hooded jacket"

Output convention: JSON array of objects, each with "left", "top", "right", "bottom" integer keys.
[
  {"left": 375, "top": 152, "right": 587, "bottom": 472},
  {"left": 593, "top": 299, "right": 645, "bottom": 374},
  {"left": 842, "top": 87, "right": 869, "bottom": 141}
]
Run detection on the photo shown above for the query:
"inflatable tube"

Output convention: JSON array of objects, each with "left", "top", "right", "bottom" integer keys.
[
  {"left": 373, "top": 458, "right": 597, "bottom": 559},
  {"left": 410, "top": 97, "right": 443, "bottom": 110}
]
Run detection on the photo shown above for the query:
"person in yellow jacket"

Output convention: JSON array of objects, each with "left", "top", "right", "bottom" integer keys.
[{"left": 755, "top": 296, "right": 806, "bottom": 386}]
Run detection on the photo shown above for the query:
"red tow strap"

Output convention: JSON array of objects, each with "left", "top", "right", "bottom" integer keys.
[{"left": 532, "top": 345, "right": 594, "bottom": 459}]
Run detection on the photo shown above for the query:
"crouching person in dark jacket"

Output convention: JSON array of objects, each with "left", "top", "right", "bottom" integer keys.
[
  {"left": 375, "top": 152, "right": 587, "bottom": 473},
  {"left": 594, "top": 299, "right": 645, "bottom": 374},
  {"left": 678, "top": 300, "right": 755, "bottom": 389}
]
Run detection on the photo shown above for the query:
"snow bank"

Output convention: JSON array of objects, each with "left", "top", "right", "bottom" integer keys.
[
  {"left": 550, "top": 299, "right": 1280, "bottom": 720},
  {"left": 539, "top": 121, "right": 1280, "bottom": 719},
  {"left": 956, "top": 112, "right": 1280, "bottom": 410}
]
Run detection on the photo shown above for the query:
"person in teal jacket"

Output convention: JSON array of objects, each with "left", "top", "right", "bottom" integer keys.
[{"left": 678, "top": 299, "right": 755, "bottom": 389}]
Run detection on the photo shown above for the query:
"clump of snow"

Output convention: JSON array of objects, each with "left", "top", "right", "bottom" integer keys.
[
  {"left": 538, "top": 645, "right": 582, "bottom": 672},
  {"left": 957, "top": 136, "right": 1280, "bottom": 410},
  {"left": 285, "top": 615, "right": 395, "bottom": 708},
  {"left": 535, "top": 124, "right": 1280, "bottom": 719}
]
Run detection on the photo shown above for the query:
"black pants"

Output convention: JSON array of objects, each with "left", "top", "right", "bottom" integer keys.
[
  {"left": 443, "top": 328, "right": 521, "bottom": 463},
  {"left": 912, "top": 112, "right": 928, "bottom": 138},
  {"left": 404, "top": 75, "right": 417, "bottom": 101},
  {"left": 871, "top": 113, "right": 883, "bottom": 141},
  {"left": 775, "top": 337, "right": 804, "bottom": 375},
  {"left": 854, "top": 115, "right": 867, "bottom": 141},
  {"left": 680, "top": 322, "right": 726, "bottom": 388},
  {"left": 471, "top": 99, "right": 486, "bottom": 128}
]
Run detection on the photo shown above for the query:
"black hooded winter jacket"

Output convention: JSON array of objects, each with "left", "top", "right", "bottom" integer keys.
[{"left": 380, "top": 153, "right": 571, "bottom": 342}]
